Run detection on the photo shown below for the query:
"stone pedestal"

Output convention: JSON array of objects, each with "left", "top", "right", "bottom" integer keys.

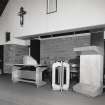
[{"left": 73, "top": 46, "right": 104, "bottom": 97}]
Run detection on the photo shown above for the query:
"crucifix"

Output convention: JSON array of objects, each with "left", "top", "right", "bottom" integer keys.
[{"left": 18, "top": 7, "right": 26, "bottom": 27}]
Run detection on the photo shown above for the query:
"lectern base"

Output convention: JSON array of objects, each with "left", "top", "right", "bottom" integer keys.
[{"left": 73, "top": 83, "right": 103, "bottom": 97}]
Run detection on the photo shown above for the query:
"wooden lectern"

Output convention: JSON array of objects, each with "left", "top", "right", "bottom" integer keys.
[{"left": 73, "top": 46, "right": 104, "bottom": 97}]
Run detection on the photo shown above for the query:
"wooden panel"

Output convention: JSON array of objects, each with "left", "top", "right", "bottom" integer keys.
[
  {"left": 91, "top": 31, "right": 104, "bottom": 48},
  {"left": 0, "top": 0, "right": 9, "bottom": 16}
]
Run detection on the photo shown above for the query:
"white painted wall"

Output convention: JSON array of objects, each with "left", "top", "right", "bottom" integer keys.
[
  {"left": 47, "top": 0, "right": 105, "bottom": 32},
  {"left": 0, "top": 0, "right": 47, "bottom": 45},
  {"left": 0, "top": 21, "right": 5, "bottom": 45},
  {"left": 0, "top": 0, "right": 105, "bottom": 44}
]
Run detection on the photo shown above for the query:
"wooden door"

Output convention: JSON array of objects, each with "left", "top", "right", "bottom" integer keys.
[
  {"left": 0, "top": 45, "right": 4, "bottom": 74},
  {"left": 30, "top": 39, "right": 40, "bottom": 64}
]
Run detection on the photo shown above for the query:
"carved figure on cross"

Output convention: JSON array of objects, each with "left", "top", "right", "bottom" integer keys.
[{"left": 18, "top": 7, "right": 26, "bottom": 27}]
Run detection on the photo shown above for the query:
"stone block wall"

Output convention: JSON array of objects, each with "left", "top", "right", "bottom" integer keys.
[
  {"left": 40, "top": 33, "right": 91, "bottom": 70},
  {"left": 4, "top": 44, "right": 29, "bottom": 73}
]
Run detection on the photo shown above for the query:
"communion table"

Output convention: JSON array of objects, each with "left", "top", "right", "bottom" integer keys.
[{"left": 12, "top": 64, "right": 47, "bottom": 88}]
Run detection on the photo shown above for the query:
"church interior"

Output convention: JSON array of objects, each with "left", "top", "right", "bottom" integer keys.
[{"left": 0, "top": 0, "right": 105, "bottom": 105}]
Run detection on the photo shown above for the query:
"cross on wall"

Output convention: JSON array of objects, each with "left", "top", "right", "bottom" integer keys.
[{"left": 18, "top": 7, "right": 26, "bottom": 27}]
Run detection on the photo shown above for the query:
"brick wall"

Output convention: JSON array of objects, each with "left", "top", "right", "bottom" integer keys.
[
  {"left": 4, "top": 44, "right": 29, "bottom": 73},
  {"left": 40, "top": 33, "right": 91, "bottom": 68}
]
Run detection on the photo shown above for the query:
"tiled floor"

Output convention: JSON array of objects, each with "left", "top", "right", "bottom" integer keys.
[{"left": 0, "top": 74, "right": 105, "bottom": 105}]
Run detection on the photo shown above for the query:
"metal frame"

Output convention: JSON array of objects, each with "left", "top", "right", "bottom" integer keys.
[{"left": 47, "top": 0, "right": 57, "bottom": 14}]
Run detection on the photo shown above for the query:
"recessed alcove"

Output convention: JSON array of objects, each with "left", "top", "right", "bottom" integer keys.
[{"left": 15, "top": 25, "right": 105, "bottom": 93}]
